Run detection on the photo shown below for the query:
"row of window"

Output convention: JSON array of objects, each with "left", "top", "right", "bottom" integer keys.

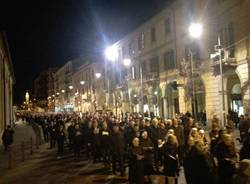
[
  {"left": 130, "top": 49, "right": 175, "bottom": 80},
  {"left": 122, "top": 17, "right": 172, "bottom": 57}
]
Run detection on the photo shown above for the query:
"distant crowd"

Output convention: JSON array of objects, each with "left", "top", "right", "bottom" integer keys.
[{"left": 7, "top": 111, "right": 250, "bottom": 184}]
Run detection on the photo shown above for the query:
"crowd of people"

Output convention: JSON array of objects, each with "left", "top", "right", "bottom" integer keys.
[{"left": 15, "top": 111, "right": 250, "bottom": 184}]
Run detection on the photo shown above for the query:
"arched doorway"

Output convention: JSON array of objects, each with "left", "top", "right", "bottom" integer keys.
[
  {"left": 164, "top": 83, "right": 179, "bottom": 118},
  {"left": 227, "top": 75, "right": 243, "bottom": 115}
]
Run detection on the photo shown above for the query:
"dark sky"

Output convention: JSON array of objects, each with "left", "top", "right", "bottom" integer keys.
[{"left": 1, "top": 0, "right": 170, "bottom": 104}]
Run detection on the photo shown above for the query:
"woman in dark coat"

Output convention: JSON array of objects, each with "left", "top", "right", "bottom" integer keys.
[
  {"left": 215, "top": 133, "right": 237, "bottom": 184},
  {"left": 163, "top": 134, "right": 179, "bottom": 184},
  {"left": 184, "top": 140, "right": 216, "bottom": 184},
  {"left": 141, "top": 131, "right": 154, "bottom": 183},
  {"left": 128, "top": 137, "right": 144, "bottom": 184}
]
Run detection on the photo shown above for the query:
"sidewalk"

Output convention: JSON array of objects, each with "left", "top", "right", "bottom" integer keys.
[{"left": 0, "top": 119, "right": 37, "bottom": 170}]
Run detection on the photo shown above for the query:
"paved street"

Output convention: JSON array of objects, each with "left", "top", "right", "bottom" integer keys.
[
  {"left": 0, "top": 142, "right": 186, "bottom": 184},
  {"left": 0, "top": 120, "right": 37, "bottom": 171}
]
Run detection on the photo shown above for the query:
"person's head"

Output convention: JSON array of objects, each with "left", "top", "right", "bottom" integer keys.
[
  {"left": 113, "top": 125, "right": 119, "bottom": 134},
  {"left": 152, "top": 118, "right": 158, "bottom": 127},
  {"left": 190, "top": 128, "right": 198, "bottom": 137},
  {"left": 132, "top": 137, "right": 140, "bottom": 147},
  {"left": 167, "top": 129, "right": 174, "bottom": 135},
  {"left": 222, "top": 133, "right": 233, "bottom": 146},
  {"left": 238, "top": 159, "right": 250, "bottom": 177},
  {"left": 199, "top": 129, "right": 205, "bottom": 137},
  {"left": 172, "top": 118, "right": 178, "bottom": 127},
  {"left": 142, "top": 131, "right": 148, "bottom": 139},
  {"left": 75, "top": 124, "right": 80, "bottom": 130},
  {"left": 194, "top": 140, "right": 205, "bottom": 153}
]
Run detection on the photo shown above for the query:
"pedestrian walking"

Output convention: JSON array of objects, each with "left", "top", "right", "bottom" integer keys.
[{"left": 2, "top": 125, "right": 14, "bottom": 152}]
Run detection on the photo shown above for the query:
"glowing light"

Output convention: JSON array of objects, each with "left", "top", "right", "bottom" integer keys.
[
  {"left": 105, "top": 45, "right": 118, "bottom": 62},
  {"left": 123, "top": 58, "right": 131, "bottom": 67},
  {"left": 69, "top": 86, "right": 73, "bottom": 90},
  {"left": 80, "top": 81, "right": 85, "bottom": 85},
  {"left": 95, "top": 73, "right": 101, "bottom": 79},
  {"left": 189, "top": 23, "right": 203, "bottom": 39},
  {"left": 61, "top": 90, "right": 65, "bottom": 93}
]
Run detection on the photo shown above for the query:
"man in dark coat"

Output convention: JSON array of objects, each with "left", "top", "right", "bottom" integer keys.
[
  {"left": 172, "top": 118, "right": 184, "bottom": 165},
  {"left": 141, "top": 131, "right": 154, "bottom": 183},
  {"left": 56, "top": 125, "right": 66, "bottom": 157},
  {"left": 100, "top": 122, "right": 111, "bottom": 167},
  {"left": 128, "top": 137, "right": 144, "bottom": 184},
  {"left": 111, "top": 125, "right": 125, "bottom": 176},
  {"left": 148, "top": 118, "right": 161, "bottom": 172},
  {"left": 2, "top": 125, "right": 14, "bottom": 151}
]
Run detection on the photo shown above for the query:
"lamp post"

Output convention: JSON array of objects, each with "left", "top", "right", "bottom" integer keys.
[
  {"left": 105, "top": 45, "right": 118, "bottom": 112},
  {"left": 210, "top": 36, "right": 226, "bottom": 127},
  {"left": 123, "top": 58, "right": 132, "bottom": 112},
  {"left": 188, "top": 23, "right": 203, "bottom": 120}
]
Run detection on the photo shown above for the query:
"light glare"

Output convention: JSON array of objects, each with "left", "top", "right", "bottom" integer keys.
[
  {"left": 189, "top": 23, "right": 203, "bottom": 39},
  {"left": 105, "top": 45, "right": 118, "bottom": 62}
]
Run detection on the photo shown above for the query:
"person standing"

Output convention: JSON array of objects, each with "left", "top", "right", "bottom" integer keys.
[
  {"left": 128, "top": 137, "right": 144, "bottom": 184},
  {"left": 141, "top": 131, "right": 154, "bottom": 183},
  {"left": 2, "top": 125, "right": 14, "bottom": 151},
  {"left": 163, "top": 134, "right": 179, "bottom": 184},
  {"left": 100, "top": 121, "right": 111, "bottom": 167},
  {"left": 73, "top": 124, "right": 82, "bottom": 159},
  {"left": 56, "top": 125, "right": 66, "bottom": 158},
  {"left": 111, "top": 125, "right": 125, "bottom": 176},
  {"left": 215, "top": 133, "right": 237, "bottom": 184}
]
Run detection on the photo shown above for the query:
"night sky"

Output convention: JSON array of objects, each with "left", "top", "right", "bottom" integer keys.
[{"left": 1, "top": 0, "right": 170, "bottom": 105}]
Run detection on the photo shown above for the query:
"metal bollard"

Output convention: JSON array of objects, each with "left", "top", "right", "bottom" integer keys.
[
  {"left": 30, "top": 137, "right": 33, "bottom": 155},
  {"left": 8, "top": 146, "right": 12, "bottom": 169},
  {"left": 21, "top": 141, "right": 25, "bottom": 161}
]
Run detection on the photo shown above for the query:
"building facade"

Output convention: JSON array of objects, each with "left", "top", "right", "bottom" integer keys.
[
  {"left": 72, "top": 61, "right": 105, "bottom": 112},
  {"left": 48, "top": 0, "right": 250, "bottom": 125},
  {"left": 0, "top": 32, "right": 15, "bottom": 137},
  {"left": 52, "top": 58, "right": 84, "bottom": 112},
  {"left": 104, "top": 0, "right": 250, "bottom": 124},
  {"left": 34, "top": 68, "right": 57, "bottom": 111}
]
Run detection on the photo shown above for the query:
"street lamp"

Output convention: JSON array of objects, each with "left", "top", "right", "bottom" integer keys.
[
  {"left": 123, "top": 58, "right": 131, "bottom": 67},
  {"left": 188, "top": 22, "right": 203, "bottom": 120},
  {"left": 80, "top": 80, "right": 85, "bottom": 85},
  {"left": 61, "top": 89, "right": 65, "bottom": 93},
  {"left": 69, "top": 85, "right": 73, "bottom": 90},
  {"left": 105, "top": 45, "right": 118, "bottom": 62},
  {"left": 95, "top": 73, "right": 101, "bottom": 79}
]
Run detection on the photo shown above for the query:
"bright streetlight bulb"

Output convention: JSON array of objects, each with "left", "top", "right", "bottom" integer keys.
[
  {"left": 105, "top": 45, "right": 118, "bottom": 62},
  {"left": 61, "top": 89, "right": 65, "bottom": 93},
  {"left": 95, "top": 73, "right": 101, "bottom": 79},
  {"left": 123, "top": 58, "right": 131, "bottom": 67},
  {"left": 154, "top": 91, "right": 158, "bottom": 95},
  {"left": 189, "top": 23, "right": 203, "bottom": 39},
  {"left": 80, "top": 81, "right": 85, "bottom": 85},
  {"left": 69, "top": 85, "right": 73, "bottom": 90},
  {"left": 56, "top": 92, "right": 60, "bottom": 95}
]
